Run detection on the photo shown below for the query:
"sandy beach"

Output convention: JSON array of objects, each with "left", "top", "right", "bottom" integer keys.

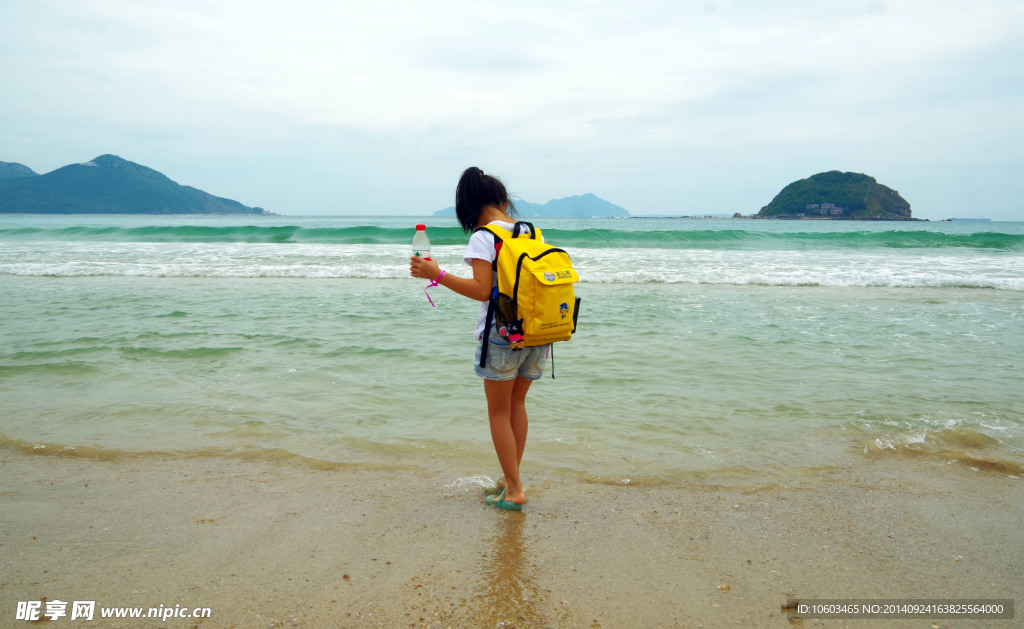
[{"left": 1, "top": 449, "right": 1020, "bottom": 629}]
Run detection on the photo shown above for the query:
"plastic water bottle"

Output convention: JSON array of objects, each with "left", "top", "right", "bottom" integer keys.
[{"left": 413, "top": 224, "right": 431, "bottom": 260}]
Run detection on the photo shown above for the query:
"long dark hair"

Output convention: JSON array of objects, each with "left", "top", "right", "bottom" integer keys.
[{"left": 454, "top": 167, "right": 517, "bottom": 234}]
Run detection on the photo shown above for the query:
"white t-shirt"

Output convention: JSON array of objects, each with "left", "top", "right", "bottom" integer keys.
[{"left": 464, "top": 221, "right": 536, "bottom": 338}]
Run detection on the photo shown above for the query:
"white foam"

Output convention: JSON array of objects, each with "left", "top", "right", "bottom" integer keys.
[
  {"left": 2, "top": 241, "right": 1023, "bottom": 290},
  {"left": 443, "top": 476, "right": 496, "bottom": 495}
]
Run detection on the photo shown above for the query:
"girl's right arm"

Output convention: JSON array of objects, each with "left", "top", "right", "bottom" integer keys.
[{"left": 410, "top": 256, "right": 492, "bottom": 302}]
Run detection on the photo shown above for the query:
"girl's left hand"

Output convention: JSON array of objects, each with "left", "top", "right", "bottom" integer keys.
[{"left": 410, "top": 256, "right": 440, "bottom": 281}]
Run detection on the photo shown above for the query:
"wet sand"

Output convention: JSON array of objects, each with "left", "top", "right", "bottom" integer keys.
[{"left": 1, "top": 451, "right": 1020, "bottom": 628}]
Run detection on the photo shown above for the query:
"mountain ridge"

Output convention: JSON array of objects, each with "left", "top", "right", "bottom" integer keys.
[
  {"left": 434, "top": 192, "right": 630, "bottom": 218},
  {"left": 0, "top": 161, "right": 40, "bottom": 181},
  {"left": 0, "top": 155, "right": 266, "bottom": 215}
]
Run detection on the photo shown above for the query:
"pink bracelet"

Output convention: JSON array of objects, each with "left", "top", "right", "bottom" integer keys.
[{"left": 424, "top": 270, "right": 446, "bottom": 307}]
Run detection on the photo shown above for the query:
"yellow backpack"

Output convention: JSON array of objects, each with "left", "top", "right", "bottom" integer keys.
[{"left": 476, "top": 222, "right": 580, "bottom": 373}]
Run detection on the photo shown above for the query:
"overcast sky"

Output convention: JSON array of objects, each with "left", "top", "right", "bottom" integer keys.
[{"left": 2, "top": 0, "right": 1022, "bottom": 219}]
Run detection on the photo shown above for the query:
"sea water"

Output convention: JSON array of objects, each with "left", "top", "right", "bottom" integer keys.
[{"left": 1, "top": 215, "right": 1022, "bottom": 484}]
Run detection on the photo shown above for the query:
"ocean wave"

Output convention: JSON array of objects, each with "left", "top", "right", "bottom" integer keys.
[
  {"left": 0, "top": 224, "right": 473, "bottom": 245},
  {"left": 3, "top": 232, "right": 1024, "bottom": 289},
  {"left": 4, "top": 266, "right": 1019, "bottom": 289},
  {"left": 2, "top": 223, "right": 1023, "bottom": 250},
  {"left": 3, "top": 257, "right": 1023, "bottom": 290},
  {"left": 864, "top": 429, "right": 1023, "bottom": 475},
  {"left": 0, "top": 436, "right": 417, "bottom": 471},
  {"left": 549, "top": 228, "right": 1024, "bottom": 251}
]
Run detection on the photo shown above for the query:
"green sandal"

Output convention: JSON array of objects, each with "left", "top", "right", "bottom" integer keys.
[{"left": 484, "top": 489, "right": 523, "bottom": 511}]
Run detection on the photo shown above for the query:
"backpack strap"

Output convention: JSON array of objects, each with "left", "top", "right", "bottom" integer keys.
[
  {"left": 479, "top": 287, "right": 497, "bottom": 368},
  {"left": 473, "top": 226, "right": 504, "bottom": 270},
  {"left": 512, "top": 221, "right": 537, "bottom": 239},
  {"left": 472, "top": 225, "right": 505, "bottom": 367}
]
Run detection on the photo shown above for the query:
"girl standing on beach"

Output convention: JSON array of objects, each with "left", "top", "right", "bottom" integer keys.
[{"left": 410, "top": 167, "right": 548, "bottom": 511}]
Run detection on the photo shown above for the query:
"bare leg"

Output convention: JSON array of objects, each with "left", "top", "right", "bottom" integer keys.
[
  {"left": 484, "top": 377, "right": 532, "bottom": 504},
  {"left": 510, "top": 376, "right": 532, "bottom": 466}
]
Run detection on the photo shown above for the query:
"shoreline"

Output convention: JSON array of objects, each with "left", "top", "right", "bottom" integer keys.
[{"left": 2, "top": 450, "right": 1020, "bottom": 628}]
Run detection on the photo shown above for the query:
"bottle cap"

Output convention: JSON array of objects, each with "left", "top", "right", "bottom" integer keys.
[{"left": 415, "top": 224, "right": 426, "bottom": 230}]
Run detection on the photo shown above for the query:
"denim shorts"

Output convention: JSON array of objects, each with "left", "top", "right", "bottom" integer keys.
[{"left": 474, "top": 333, "right": 550, "bottom": 381}]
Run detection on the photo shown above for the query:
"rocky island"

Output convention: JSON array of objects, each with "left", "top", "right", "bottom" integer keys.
[
  {"left": 0, "top": 155, "right": 267, "bottom": 215},
  {"left": 757, "top": 171, "right": 914, "bottom": 220}
]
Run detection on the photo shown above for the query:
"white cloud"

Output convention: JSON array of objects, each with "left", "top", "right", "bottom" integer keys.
[{"left": 2, "top": 0, "right": 1023, "bottom": 217}]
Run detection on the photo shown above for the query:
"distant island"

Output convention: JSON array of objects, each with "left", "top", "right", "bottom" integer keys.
[
  {"left": 435, "top": 193, "right": 629, "bottom": 218},
  {"left": 0, "top": 155, "right": 267, "bottom": 215},
  {"left": 757, "top": 171, "right": 914, "bottom": 220}
]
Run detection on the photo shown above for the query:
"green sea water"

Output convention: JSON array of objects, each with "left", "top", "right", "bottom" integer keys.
[{"left": 1, "top": 216, "right": 1022, "bottom": 484}]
